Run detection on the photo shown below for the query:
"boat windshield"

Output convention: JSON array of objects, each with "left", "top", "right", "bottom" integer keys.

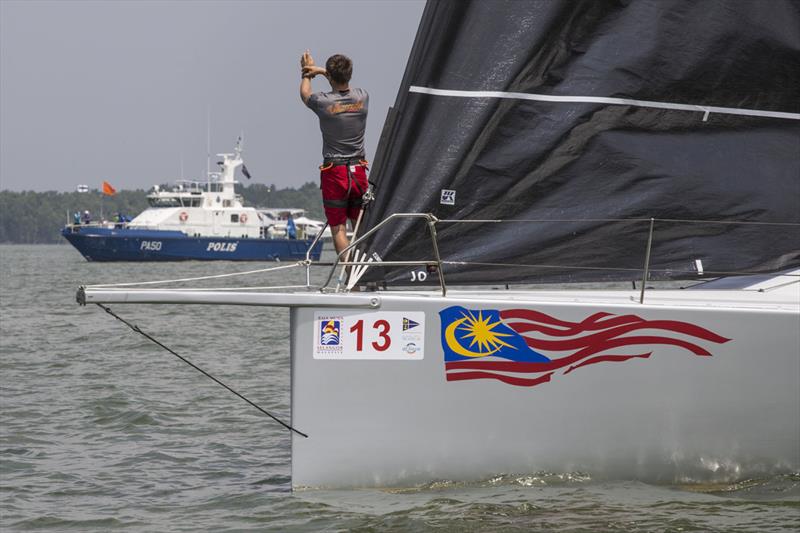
[
  {"left": 180, "top": 197, "right": 202, "bottom": 207},
  {"left": 148, "top": 197, "right": 182, "bottom": 208}
]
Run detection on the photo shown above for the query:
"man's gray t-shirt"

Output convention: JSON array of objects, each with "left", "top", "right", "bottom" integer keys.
[{"left": 306, "top": 88, "right": 368, "bottom": 160}]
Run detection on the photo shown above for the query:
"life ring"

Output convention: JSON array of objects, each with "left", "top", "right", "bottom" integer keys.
[
  {"left": 240, "top": 213, "right": 248, "bottom": 224},
  {"left": 179, "top": 211, "right": 188, "bottom": 222}
]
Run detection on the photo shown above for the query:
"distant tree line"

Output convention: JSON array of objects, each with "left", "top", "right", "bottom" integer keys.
[{"left": 0, "top": 182, "right": 324, "bottom": 244}]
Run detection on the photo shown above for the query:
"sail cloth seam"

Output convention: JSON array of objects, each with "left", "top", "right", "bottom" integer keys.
[
  {"left": 408, "top": 86, "right": 800, "bottom": 121},
  {"left": 437, "top": 218, "right": 800, "bottom": 226},
  {"left": 443, "top": 261, "right": 800, "bottom": 278}
]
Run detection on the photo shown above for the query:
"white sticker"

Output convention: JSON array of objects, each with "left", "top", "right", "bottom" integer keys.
[
  {"left": 440, "top": 189, "right": 456, "bottom": 205},
  {"left": 695, "top": 259, "right": 704, "bottom": 275},
  {"left": 313, "top": 311, "right": 425, "bottom": 360}
]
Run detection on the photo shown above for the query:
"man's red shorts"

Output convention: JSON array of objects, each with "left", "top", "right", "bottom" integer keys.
[{"left": 320, "top": 163, "right": 368, "bottom": 227}]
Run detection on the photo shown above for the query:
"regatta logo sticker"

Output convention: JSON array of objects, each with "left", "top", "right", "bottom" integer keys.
[
  {"left": 320, "top": 319, "right": 341, "bottom": 346},
  {"left": 440, "top": 189, "right": 456, "bottom": 205},
  {"left": 403, "top": 318, "right": 419, "bottom": 331},
  {"left": 403, "top": 342, "right": 419, "bottom": 354},
  {"left": 316, "top": 315, "right": 344, "bottom": 355},
  {"left": 440, "top": 306, "right": 730, "bottom": 387}
]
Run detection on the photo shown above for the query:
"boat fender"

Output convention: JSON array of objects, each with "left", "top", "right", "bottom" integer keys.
[
  {"left": 240, "top": 213, "right": 248, "bottom": 224},
  {"left": 179, "top": 211, "right": 188, "bottom": 222}
]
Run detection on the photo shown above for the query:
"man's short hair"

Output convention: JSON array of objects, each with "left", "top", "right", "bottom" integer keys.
[{"left": 326, "top": 54, "right": 353, "bottom": 85}]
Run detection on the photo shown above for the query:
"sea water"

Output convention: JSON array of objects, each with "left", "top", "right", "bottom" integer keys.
[{"left": 1, "top": 244, "right": 797, "bottom": 532}]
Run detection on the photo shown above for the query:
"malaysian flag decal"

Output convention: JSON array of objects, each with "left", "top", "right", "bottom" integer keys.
[{"left": 440, "top": 306, "right": 730, "bottom": 387}]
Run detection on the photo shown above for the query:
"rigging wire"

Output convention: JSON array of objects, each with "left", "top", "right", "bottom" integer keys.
[
  {"left": 87, "top": 261, "right": 304, "bottom": 288},
  {"left": 95, "top": 303, "right": 308, "bottom": 439},
  {"left": 100, "top": 284, "right": 318, "bottom": 293}
]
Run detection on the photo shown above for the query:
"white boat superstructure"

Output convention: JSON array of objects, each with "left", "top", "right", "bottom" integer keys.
[{"left": 127, "top": 141, "right": 262, "bottom": 238}]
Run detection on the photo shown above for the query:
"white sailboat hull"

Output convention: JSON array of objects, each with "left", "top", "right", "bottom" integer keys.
[
  {"left": 80, "top": 280, "right": 799, "bottom": 488},
  {"left": 289, "top": 287, "right": 799, "bottom": 488}
]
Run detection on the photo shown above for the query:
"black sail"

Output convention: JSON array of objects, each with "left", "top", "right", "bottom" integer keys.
[{"left": 359, "top": 0, "right": 800, "bottom": 286}]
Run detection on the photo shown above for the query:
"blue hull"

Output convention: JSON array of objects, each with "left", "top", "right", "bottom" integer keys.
[{"left": 61, "top": 227, "right": 323, "bottom": 262}]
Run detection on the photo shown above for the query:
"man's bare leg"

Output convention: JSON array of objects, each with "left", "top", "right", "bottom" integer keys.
[{"left": 331, "top": 223, "right": 349, "bottom": 256}]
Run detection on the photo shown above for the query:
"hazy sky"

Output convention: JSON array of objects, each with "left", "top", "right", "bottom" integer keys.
[{"left": 0, "top": 0, "right": 425, "bottom": 192}]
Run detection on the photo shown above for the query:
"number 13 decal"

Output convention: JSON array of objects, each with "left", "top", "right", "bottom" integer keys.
[{"left": 350, "top": 319, "right": 391, "bottom": 351}]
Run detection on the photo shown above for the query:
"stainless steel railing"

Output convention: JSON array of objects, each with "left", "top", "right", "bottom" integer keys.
[
  {"left": 313, "top": 213, "right": 799, "bottom": 302},
  {"left": 320, "top": 213, "right": 446, "bottom": 295}
]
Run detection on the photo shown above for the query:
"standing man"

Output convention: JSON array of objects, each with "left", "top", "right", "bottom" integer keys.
[{"left": 300, "top": 50, "right": 369, "bottom": 255}]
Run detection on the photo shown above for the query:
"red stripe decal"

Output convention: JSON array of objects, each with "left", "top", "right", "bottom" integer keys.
[{"left": 446, "top": 371, "right": 554, "bottom": 387}]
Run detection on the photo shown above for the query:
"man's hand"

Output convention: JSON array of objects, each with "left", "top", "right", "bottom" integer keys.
[
  {"left": 300, "top": 50, "right": 320, "bottom": 104},
  {"left": 301, "top": 50, "right": 315, "bottom": 68},
  {"left": 302, "top": 65, "right": 327, "bottom": 79}
]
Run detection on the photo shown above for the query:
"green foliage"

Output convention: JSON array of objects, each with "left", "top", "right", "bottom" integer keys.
[
  {"left": 0, "top": 189, "right": 150, "bottom": 244},
  {"left": 0, "top": 182, "right": 324, "bottom": 243}
]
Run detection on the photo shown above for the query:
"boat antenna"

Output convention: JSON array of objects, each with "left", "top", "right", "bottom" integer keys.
[
  {"left": 95, "top": 303, "right": 309, "bottom": 438},
  {"left": 206, "top": 107, "right": 211, "bottom": 190}
]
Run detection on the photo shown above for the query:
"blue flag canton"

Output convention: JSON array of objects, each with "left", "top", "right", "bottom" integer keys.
[{"left": 439, "top": 306, "right": 549, "bottom": 363}]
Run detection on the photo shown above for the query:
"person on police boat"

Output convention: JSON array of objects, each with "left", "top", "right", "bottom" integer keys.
[{"left": 300, "top": 50, "right": 369, "bottom": 255}]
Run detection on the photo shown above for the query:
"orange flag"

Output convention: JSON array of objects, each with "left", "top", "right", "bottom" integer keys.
[{"left": 102, "top": 181, "right": 117, "bottom": 196}]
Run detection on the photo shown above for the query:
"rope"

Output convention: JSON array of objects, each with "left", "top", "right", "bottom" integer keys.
[
  {"left": 95, "top": 303, "right": 308, "bottom": 439},
  {"left": 87, "top": 262, "right": 304, "bottom": 288}
]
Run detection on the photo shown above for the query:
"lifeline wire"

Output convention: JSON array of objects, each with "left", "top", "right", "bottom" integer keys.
[
  {"left": 95, "top": 303, "right": 308, "bottom": 438},
  {"left": 88, "top": 261, "right": 303, "bottom": 288}
]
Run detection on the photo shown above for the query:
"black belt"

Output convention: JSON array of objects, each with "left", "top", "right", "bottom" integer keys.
[{"left": 322, "top": 157, "right": 367, "bottom": 167}]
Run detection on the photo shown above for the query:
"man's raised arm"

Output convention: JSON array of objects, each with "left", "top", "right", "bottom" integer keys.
[{"left": 300, "top": 50, "right": 326, "bottom": 104}]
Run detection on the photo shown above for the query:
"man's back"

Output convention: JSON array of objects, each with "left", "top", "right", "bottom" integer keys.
[
  {"left": 299, "top": 51, "right": 370, "bottom": 254},
  {"left": 305, "top": 88, "right": 369, "bottom": 160}
]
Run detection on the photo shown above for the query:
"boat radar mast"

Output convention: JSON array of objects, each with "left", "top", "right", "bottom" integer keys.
[{"left": 214, "top": 137, "right": 244, "bottom": 199}]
